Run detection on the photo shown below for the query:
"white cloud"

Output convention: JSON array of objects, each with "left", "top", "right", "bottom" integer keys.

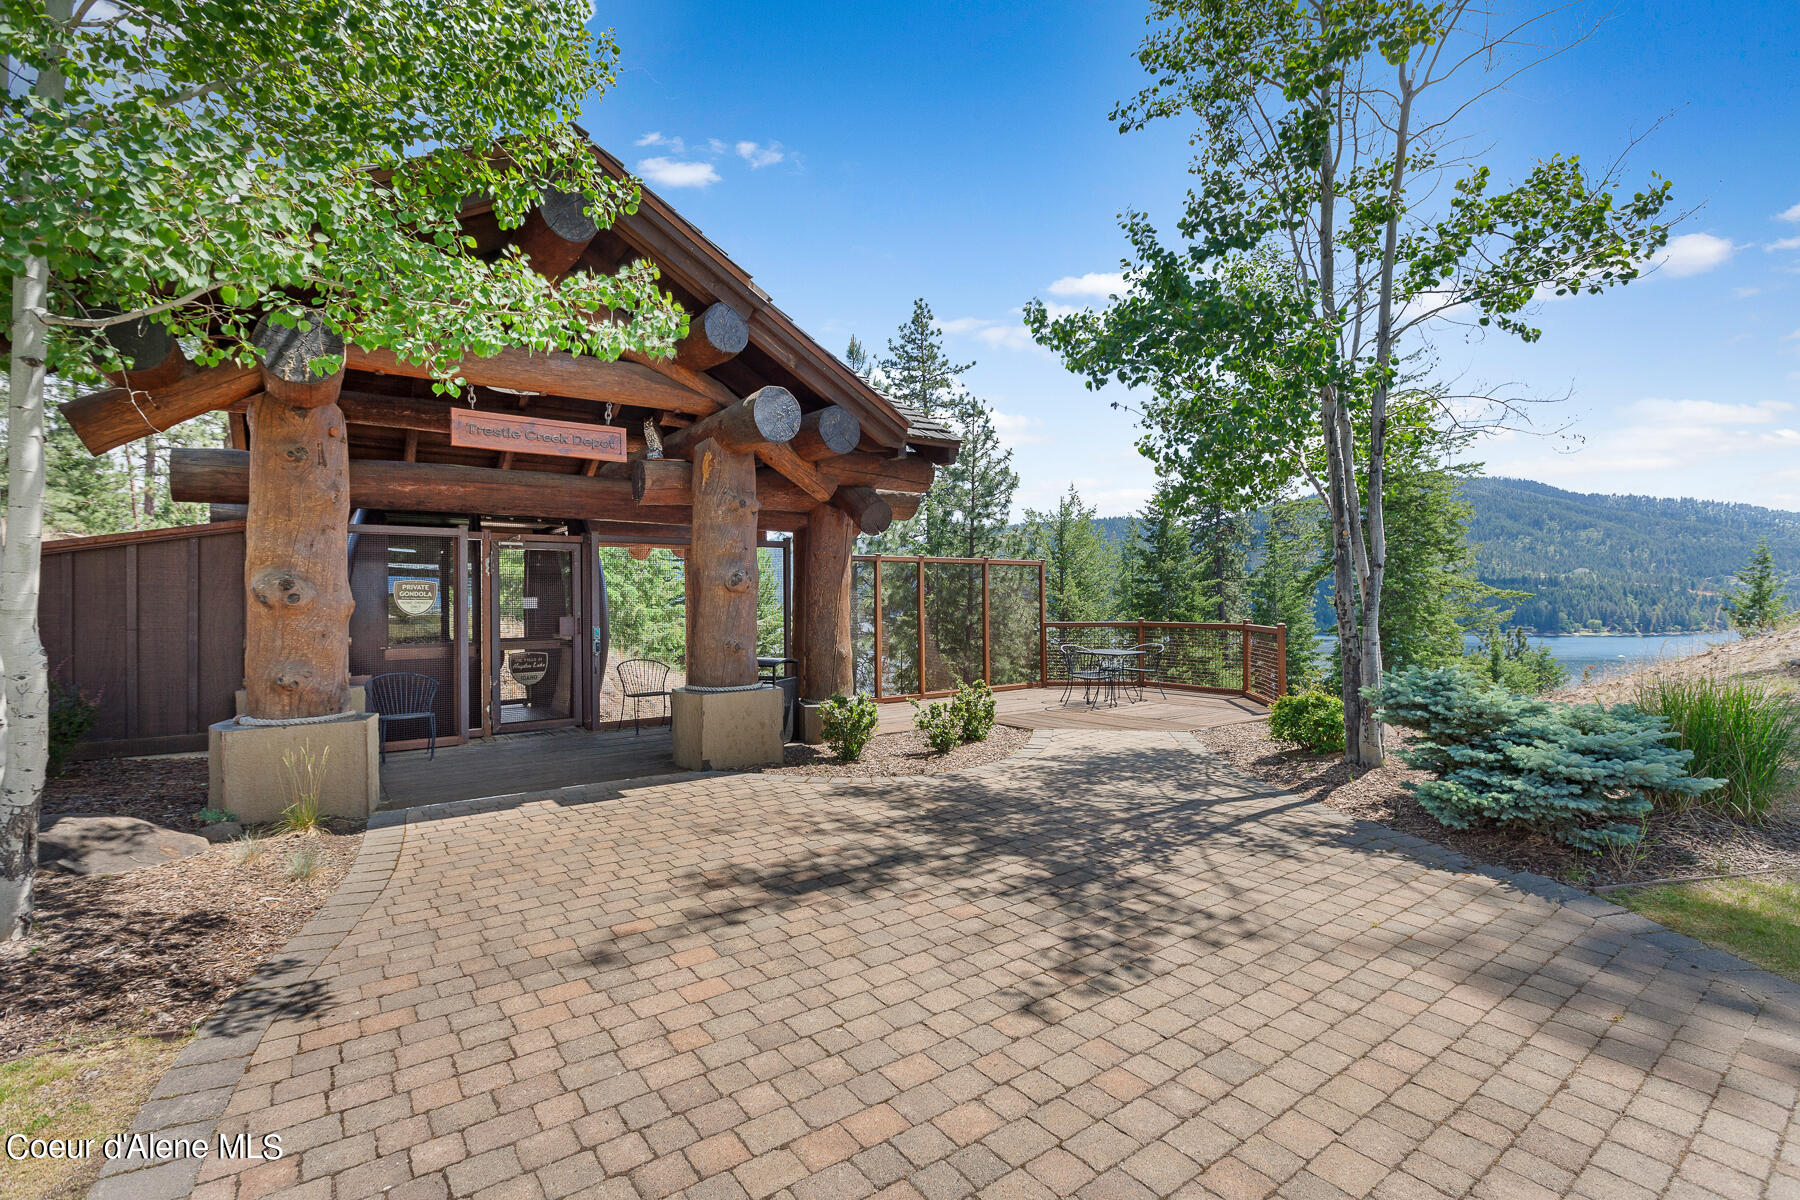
[
  {"left": 1046, "top": 272, "right": 1127, "bottom": 300},
  {"left": 735, "top": 141, "right": 785, "bottom": 169},
  {"left": 635, "top": 131, "right": 685, "bottom": 153},
  {"left": 1768, "top": 236, "right": 1800, "bottom": 252},
  {"left": 1652, "top": 232, "right": 1735, "bottom": 277},
  {"left": 1779, "top": 202, "right": 1800, "bottom": 222},
  {"left": 1733, "top": 286, "right": 1762, "bottom": 299},
  {"left": 990, "top": 410, "right": 1048, "bottom": 446},
  {"left": 935, "top": 313, "right": 1038, "bottom": 351},
  {"left": 635, "top": 157, "right": 720, "bottom": 189},
  {"left": 1634, "top": 398, "right": 1792, "bottom": 425}
]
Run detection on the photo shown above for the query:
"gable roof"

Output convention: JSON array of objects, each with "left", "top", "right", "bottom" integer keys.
[{"left": 585, "top": 138, "right": 951, "bottom": 457}]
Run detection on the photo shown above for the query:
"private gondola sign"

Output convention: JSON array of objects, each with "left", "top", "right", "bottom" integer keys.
[
  {"left": 390, "top": 579, "right": 438, "bottom": 616},
  {"left": 508, "top": 651, "right": 549, "bottom": 687},
  {"left": 450, "top": 409, "right": 627, "bottom": 462}
]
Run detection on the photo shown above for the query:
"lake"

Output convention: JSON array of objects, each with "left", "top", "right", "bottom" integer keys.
[{"left": 1317, "top": 631, "right": 1738, "bottom": 681}]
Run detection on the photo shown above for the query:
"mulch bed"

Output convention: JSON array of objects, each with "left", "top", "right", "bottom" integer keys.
[
  {"left": 41, "top": 755, "right": 212, "bottom": 831},
  {"left": 1193, "top": 721, "right": 1800, "bottom": 889},
  {"left": 2, "top": 829, "right": 360, "bottom": 1060},
  {"left": 756, "top": 724, "right": 1032, "bottom": 780}
]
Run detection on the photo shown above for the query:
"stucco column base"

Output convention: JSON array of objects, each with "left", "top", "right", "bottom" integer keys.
[
  {"left": 798, "top": 700, "right": 827, "bottom": 745},
  {"left": 208, "top": 712, "right": 382, "bottom": 824},
  {"left": 671, "top": 685, "right": 784, "bottom": 770}
]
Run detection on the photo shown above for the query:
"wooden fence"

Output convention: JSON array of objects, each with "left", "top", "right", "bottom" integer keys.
[
  {"left": 40, "top": 521, "right": 249, "bottom": 757},
  {"left": 1044, "top": 621, "right": 1287, "bottom": 705}
]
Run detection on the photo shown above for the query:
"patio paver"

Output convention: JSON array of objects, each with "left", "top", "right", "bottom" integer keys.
[{"left": 97, "top": 729, "right": 1800, "bottom": 1200}]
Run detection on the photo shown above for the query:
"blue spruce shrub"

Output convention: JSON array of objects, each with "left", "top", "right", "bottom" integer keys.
[{"left": 1367, "top": 667, "right": 1722, "bottom": 852}]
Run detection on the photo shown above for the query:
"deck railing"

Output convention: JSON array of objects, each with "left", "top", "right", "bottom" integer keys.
[{"left": 1044, "top": 621, "right": 1287, "bottom": 705}]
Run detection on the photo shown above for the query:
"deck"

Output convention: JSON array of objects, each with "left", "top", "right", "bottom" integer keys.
[{"left": 377, "top": 687, "right": 1268, "bottom": 810}]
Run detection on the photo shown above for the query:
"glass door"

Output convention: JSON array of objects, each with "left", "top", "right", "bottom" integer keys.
[{"left": 490, "top": 538, "right": 582, "bottom": 732}]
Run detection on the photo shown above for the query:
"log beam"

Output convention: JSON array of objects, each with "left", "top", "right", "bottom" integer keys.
[
  {"left": 799, "top": 503, "right": 855, "bottom": 701},
  {"left": 513, "top": 188, "right": 598, "bottom": 278},
  {"left": 686, "top": 438, "right": 759, "bottom": 688},
  {"left": 880, "top": 490, "right": 923, "bottom": 522},
  {"left": 791, "top": 406, "right": 861, "bottom": 461},
  {"left": 660, "top": 385, "right": 800, "bottom": 458},
  {"left": 673, "top": 302, "right": 749, "bottom": 371},
  {"left": 102, "top": 316, "right": 188, "bottom": 390},
  {"left": 62, "top": 364, "right": 261, "bottom": 455},
  {"left": 346, "top": 346, "right": 717, "bottom": 416},
  {"left": 830, "top": 485, "right": 892, "bottom": 536}
]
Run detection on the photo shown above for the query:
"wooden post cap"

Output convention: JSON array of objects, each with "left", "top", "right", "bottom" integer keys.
[{"left": 252, "top": 311, "right": 346, "bottom": 408}]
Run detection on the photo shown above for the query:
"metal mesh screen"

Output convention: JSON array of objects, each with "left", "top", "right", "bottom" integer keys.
[
  {"left": 878, "top": 561, "right": 920, "bottom": 696},
  {"left": 922, "top": 562, "right": 984, "bottom": 693},
  {"left": 1046, "top": 622, "right": 1255, "bottom": 692},
  {"left": 986, "top": 563, "right": 1041, "bottom": 686},
  {"left": 852, "top": 559, "right": 876, "bottom": 696}
]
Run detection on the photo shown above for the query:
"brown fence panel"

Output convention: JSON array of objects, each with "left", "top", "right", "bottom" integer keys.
[
  {"left": 41, "top": 522, "right": 248, "bottom": 757},
  {"left": 852, "top": 556, "right": 1045, "bottom": 700},
  {"left": 1244, "top": 624, "right": 1286, "bottom": 703}
]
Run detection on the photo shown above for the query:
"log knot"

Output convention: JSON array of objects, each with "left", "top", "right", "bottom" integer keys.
[
  {"left": 270, "top": 662, "right": 316, "bottom": 693},
  {"left": 251, "top": 567, "right": 318, "bottom": 610}
]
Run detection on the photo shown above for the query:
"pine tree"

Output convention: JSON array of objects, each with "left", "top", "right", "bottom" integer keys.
[
  {"left": 1190, "top": 503, "right": 1250, "bottom": 621},
  {"left": 926, "top": 391, "right": 1018, "bottom": 559},
  {"left": 879, "top": 299, "right": 972, "bottom": 420},
  {"left": 1021, "top": 484, "right": 1116, "bottom": 620},
  {"left": 844, "top": 335, "right": 871, "bottom": 377},
  {"left": 1118, "top": 489, "right": 1203, "bottom": 621},
  {"left": 1250, "top": 499, "right": 1329, "bottom": 686},
  {"left": 1724, "top": 539, "right": 1792, "bottom": 634}
]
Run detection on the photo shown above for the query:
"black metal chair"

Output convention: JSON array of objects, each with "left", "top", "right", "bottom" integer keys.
[
  {"left": 617, "top": 658, "right": 672, "bottom": 735},
  {"left": 1069, "top": 648, "right": 1118, "bottom": 708},
  {"left": 1058, "top": 644, "right": 1087, "bottom": 703},
  {"left": 1122, "top": 642, "right": 1167, "bottom": 701},
  {"left": 367, "top": 672, "right": 438, "bottom": 762}
]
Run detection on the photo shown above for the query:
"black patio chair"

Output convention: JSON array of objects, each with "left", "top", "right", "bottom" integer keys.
[
  {"left": 367, "top": 672, "right": 438, "bottom": 762},
  {"left": 1058, "top": 643, "right": 1089, "bottom": 703},
  {"left": 1068, "top": 648, "right": 1119, "bottom": 708},
  {"left": 617, "top": 658, "right": 672, "bottom": 735},
  {"left": 1122, "top": 642, "right": 1167, "bottom": 701}
]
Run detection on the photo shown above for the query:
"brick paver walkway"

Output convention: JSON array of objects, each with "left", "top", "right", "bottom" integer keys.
[{"left": 100, "top": 730, "right": 1800, "bottom": 1200}]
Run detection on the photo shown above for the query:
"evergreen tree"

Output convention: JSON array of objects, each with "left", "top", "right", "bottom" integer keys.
[
  {"left": 844, "top": 334, "right": 871, "bottom": 377},
  {"left": 1250, "top": 499, "right": 1328, "bottom": 686},
  {"left": 1118, "top": 489, "right": 1204, "bottom": 621},
  {"left": 1020, "top": 485, "right": 1116, "bottom": 620},
  {"left": 1190, "top": 503, "right": 1250, "bottom": 621},
  {"left": 1724, "top": 539, "right": 1792, "bottom": 634},
  {"left": 879, "top": 299, "right": 972, "bottom": 420},
  {"left": 926, "top": 390, "right": 1018, "bottom": 558}
]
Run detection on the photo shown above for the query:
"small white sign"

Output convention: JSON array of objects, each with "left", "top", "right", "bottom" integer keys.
[
  {"left": 391, "top": 579, "right": 438, "bottom": 616},
  {"left": 522, "top": 597, "right": 538, "bottom": 610},
  {"left": 508, "top": 651, "right": 549, "bottom": 687}
]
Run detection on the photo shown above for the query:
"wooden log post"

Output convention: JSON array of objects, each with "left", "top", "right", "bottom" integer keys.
[
  {"left": 242, "top": 312, "right": 352, "bottom": 719},
  {"left": 799, "top": 503, "right": 856, "bottom": 701},
  {"left": 102, "top": 314, "right": 189, "bottom": 390},
  {"left": 686, "top": 438, "right": 760, "bottom": 688}
]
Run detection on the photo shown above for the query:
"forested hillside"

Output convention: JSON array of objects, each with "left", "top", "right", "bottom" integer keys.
[
  {"left": 1463, "top": 478, "right": 1800, "bottom": 632},
  {"left": 1087, "top": 480, "right": 1800, "bottom": 633}
]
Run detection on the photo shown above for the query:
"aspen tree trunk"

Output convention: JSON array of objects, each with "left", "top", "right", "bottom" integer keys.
[{"left": 1, "top": 3, "right": 67, "bottom": 940}]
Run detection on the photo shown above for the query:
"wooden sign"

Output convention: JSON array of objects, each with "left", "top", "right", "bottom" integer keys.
[
  {"left": 390, "top": 578, "right": 438, "bottom": 616},
  {"left": 450, "top": 409, "right": 626, "bottom": 462}
]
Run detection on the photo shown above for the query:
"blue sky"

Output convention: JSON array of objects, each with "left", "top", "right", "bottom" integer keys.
[{"left": 581, "top": 0, "right": 1800, "bottom": 517}]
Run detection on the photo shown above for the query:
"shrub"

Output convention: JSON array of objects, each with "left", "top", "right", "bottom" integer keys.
[
  {"left": 47, "top": 678, "right": 99, "bottom": 776},
  {"left": 1637, "top": 675, "right": 1799, "bottom": 821},
  {"left": 196, "top": 807, "right": 237, "bottom": 825},
  {"left": 285, "top": 846, "right": 321, "bottom": 881},
  {"left": 951, "top": 680, "right": 996, "bottom": 743},
  {"left": 912, "top": 699, "right": 960, "bottom": 755},
  {"left": 1465, "top": 628, "right": 1567, "bottom": 696},
  {"left": 820, "top": 692, "right": 878, "bottom": 762},
  {"left": 1368, "top": 667, "right": 1722, "bottom": 851},
  {"left": 1268, "top": 690, "right": 1346, "bottom": 754}
]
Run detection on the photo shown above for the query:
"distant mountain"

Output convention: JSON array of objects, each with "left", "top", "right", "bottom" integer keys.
[
  {"left": 1463, "top": 477, "right": 1800, "bottom": 633},
  {"left": 1085, "top": 478, "right": 1800, "bottom": 633}
]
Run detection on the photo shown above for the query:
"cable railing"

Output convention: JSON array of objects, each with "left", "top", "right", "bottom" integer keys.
[{"left": 1044, "top": 621, "right": 1287, "bottom": 705}]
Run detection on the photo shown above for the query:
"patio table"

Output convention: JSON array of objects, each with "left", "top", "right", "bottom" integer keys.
[{"left": 1084, "top": 647, "right": 1146, "bottom": 706}]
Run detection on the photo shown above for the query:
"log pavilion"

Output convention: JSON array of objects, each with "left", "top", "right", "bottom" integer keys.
[{"left": 56, "top": 139, "right": 960, "bottom": 819}]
